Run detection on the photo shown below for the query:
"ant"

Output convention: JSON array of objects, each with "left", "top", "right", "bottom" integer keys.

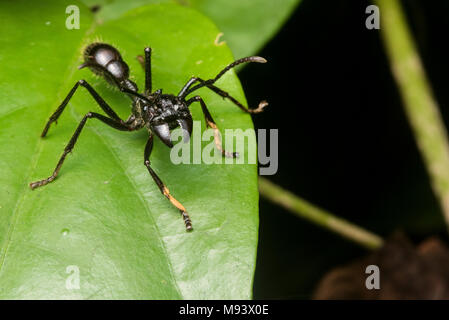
[{"left": 30, "top": 43, "right": 268, "bottom": 231}]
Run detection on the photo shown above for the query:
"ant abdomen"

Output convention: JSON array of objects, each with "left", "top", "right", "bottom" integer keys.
[{"left": 80, "top": 43, "right": 135, "bottom": 90}]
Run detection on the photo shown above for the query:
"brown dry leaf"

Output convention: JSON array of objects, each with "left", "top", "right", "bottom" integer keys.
[{"left": 313, "top": 232, "right": 449, "bottom": 299}]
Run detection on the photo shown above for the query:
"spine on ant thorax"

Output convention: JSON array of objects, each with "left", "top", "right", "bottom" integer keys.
[{"left": 81, "top": 43, "right": 138, "bottom": 92}]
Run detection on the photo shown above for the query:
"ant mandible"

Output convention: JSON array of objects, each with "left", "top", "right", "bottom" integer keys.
[{"left": 30, "top": 43, "right": 268, "bottom": 231}]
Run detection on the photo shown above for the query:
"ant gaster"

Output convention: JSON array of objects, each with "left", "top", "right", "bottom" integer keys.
[{"left": 30, "top": 43, "right": 268, "bottom": 231}]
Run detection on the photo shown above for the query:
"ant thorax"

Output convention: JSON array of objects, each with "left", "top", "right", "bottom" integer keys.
[
  {"left": 136, "top": 93, "right": 193, "bottom": 147},
  {"left": 149, "top": 94, "right": 190, "bottom": 126}
]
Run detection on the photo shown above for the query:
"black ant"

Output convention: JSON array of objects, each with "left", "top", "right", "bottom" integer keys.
[{"left": 30, "top": 43, "right": 268, "bottom": 231}]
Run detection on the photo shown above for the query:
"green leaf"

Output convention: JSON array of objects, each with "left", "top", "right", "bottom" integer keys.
[
  {"left": 0, "top": 0, "right": 258, "bottom": 299},
  {"left": 81, "top": 0, "right": 301, "bottom": 58}
]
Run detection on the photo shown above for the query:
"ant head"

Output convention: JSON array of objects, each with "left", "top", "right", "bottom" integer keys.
[{"left": 148, "top": 94, "right": 193, "bottom": 148}]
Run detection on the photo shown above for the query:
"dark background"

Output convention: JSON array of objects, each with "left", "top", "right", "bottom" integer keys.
[{"left": 240, "top": 0, "right": 449, "bottom": 299}]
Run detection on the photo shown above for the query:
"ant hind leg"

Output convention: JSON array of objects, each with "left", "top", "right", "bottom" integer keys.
[{"left": 30, "top": 112, "right": 130, "bottom": 189}]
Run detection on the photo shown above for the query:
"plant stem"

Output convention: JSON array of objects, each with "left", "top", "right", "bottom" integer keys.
[
  {"left": 258, "top": 177, "right": 383, "bottom": 250},
  {"left": 375, "top": 0, "right": 449, "bottom": 227}
]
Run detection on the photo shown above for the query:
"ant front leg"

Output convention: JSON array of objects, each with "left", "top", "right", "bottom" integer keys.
[
  {"left": 179, "top": 77, "right": 267, "bottom": 114},
  {"left": 187, "top": 95, "right": 238, "bottom": 158},
  {"left": 143, "top": 135, "right": 193, "bottom": 231},
  {"left": 137, "top": 47, "right": 152, "bottom": 94},
  {"left": 178, "top": 56, "right": 268, "bottom": 113},
  {"left": 178, "top": 76, "right": 199, "bottom": 98},
  {"left": 30, "top": 112, "right": 130, "bottom": 189},
  {"left": 41, "top": 80, "right": 125, "bottom": 137}
]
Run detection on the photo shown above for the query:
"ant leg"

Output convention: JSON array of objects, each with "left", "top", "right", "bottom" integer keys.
[
  {"left": 190, "top": 77, "right": 267, "bottom": 114},
  {"left": 180, "top": 56, "right": 267, "bottom": 98},
  {"left": 30, "top": 112, "right": 130, "bottom": 190},
  {"left": 187, "top": 95, "right": 238, "bottom": 158},
  {"left": 178, "top": 77, "right": 199, "bottom": 97},
  {"left": 143, "top": 135, "right": 193, "bottom": 231},
  {"left": 137, "top": 47, "right": 152, "bottom": 94},
  {"left": 41, "top": 80, "right": 125, "bottom": 137}
]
